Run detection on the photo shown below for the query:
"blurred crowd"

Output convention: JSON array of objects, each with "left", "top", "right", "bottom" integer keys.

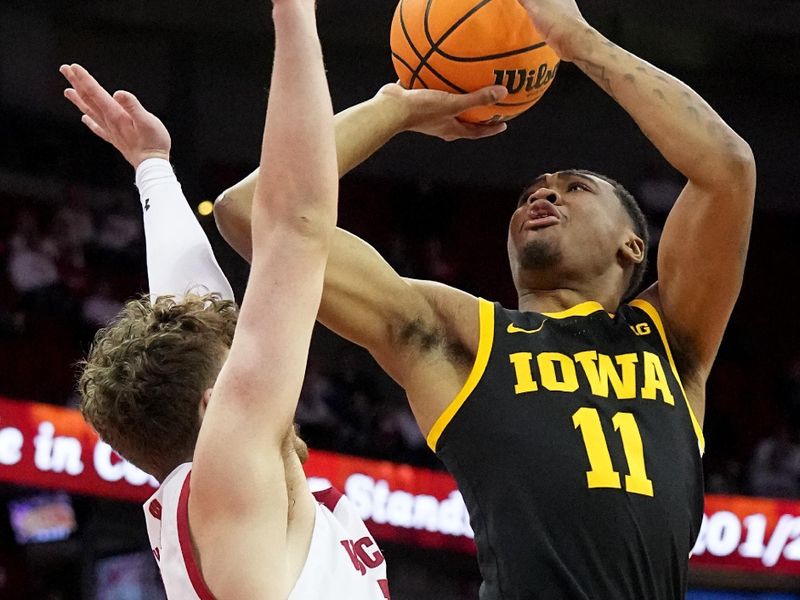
[{"left": 0, "top": 188, "right": 143, "bottom": 406}]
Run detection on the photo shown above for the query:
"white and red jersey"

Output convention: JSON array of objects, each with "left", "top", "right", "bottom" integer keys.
[{"left": 144, "top": 463, "right": 390, "bottom": 600}]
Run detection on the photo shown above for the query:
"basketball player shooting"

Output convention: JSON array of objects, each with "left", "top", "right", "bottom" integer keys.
[
  {"left": 214, "top": 0, "right": 756, "bottom": 598},
  {"left": 63, "top": 0, "right": 394, "bottom": 598}
]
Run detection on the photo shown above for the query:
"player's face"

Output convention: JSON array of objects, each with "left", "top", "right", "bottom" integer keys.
[{"left": 507, "top": 171, "right": 632, "bottom": 288}]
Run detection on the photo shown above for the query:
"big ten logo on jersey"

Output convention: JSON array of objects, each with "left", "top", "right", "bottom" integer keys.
[{"left": 508, "top": 349, "right": 675, "bottom": 405}]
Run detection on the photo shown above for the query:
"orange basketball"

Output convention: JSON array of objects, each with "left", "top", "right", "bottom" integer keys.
[{"left": 390, "top": 0, "right": 560, "bottom": 124}]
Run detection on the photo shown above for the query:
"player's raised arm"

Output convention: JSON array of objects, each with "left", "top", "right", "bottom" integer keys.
[
  {"left": 519, "top": 1, "right": 756, "bottom": 394},
  {"left": 185, "top": 0, "right": 338, "bottom": 597},
  {"left": 59, "top": 64, "right": 235, "bottom": 301}
]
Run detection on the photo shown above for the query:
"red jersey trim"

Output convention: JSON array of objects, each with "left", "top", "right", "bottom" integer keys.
[
  {"left": 177, "top": 471, "right": 217, "bottom": 600},
  {"left": 312, "top": 486, "right": 343, "bottom": 513}
]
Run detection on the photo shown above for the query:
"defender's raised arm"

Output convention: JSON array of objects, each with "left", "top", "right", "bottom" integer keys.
[{"left": 188, "top": 0, "right": 338, "bottom": 597}]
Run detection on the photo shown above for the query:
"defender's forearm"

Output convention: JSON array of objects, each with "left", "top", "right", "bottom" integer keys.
[
  {"left": 137, "top": 158, "right": 235, "bottom": 301},
  {"left": 255, "top": 0, "right": 337, "bottom": 235},
  {"left": 567, "top": 25, "right": 752, "bottom": 186}
]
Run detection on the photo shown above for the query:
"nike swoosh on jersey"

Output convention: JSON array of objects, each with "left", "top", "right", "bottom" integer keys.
[{"left": 506, "top": 320, "right": 547, "bottom": 334}]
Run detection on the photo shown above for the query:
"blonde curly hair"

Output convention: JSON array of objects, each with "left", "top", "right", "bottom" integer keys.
[{"left": 79, "top": 293, "right": 238, "bottom": 478}]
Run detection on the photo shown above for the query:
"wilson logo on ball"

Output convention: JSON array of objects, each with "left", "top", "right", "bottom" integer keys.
[{"left": 493, "top": 64, "right": 559, "bottom": 95}]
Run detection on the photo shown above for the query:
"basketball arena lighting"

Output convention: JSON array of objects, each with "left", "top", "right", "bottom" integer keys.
[{"left": 197, "top": 200, "right": 214, "bottom": 216}]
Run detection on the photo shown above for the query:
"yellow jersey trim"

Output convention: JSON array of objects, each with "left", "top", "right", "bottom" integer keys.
[
  {"left": 629, "top": 299, "right": 706, "bottom": 454},
  {"left": 542, "top": 301, "right": 605, "bottom": 319},
  {"left": 427, "top": 298, "right": 495, "bottom": 452}
]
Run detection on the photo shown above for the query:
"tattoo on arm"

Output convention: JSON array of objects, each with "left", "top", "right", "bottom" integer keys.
[
  {"left": 575, "top": 59, "right": 618, "bottom": 100},
  {"left": 575, "top": 36, "right": 727, "bottom": 136}
]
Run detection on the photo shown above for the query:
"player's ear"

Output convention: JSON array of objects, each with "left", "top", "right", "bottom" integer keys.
[
  {"left": 198, "top": 388, "right": 213, "bottom": 419},
  {"left": 620, "top": 234, "right": 645, "bottom": 266}
]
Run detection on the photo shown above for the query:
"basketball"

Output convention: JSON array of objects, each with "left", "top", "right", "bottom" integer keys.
[{"left": 390, "top": 0, "right": 560, "bottom": 124}]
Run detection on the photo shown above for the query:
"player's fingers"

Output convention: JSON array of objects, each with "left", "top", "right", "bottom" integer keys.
[
  {"left": 113, "top": 90, "right": 146, "bottom": 118},
  {"left": 452, "top": 85, "right": 508, "bottom": 111},
  {"left": 63, "top": 88, "right": 104, "bottom": 124},
  {"left": 81, "top": 114, "right": 112, "bottom": 144},
  {"left": 67, "top": 64, "right": 128, "bottom": 130},
  {"left": 58, "top": 65, "right": 103, "bottom": 120},
  {"left": 58, "top": 64, "right": 74, "bottom": 85},
  {"left": 445, "top": 120, "right": 507, "bottom": 140},
  {"left": 58, "top": 64, "right": 78, "bottom": 87},
  {"left": 65, "top": 87, "right": 111, "bottom": 133}
]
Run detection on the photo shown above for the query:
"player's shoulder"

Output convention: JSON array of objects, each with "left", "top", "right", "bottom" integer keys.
[
  {"left": 143, "top": 463, "right": 191, "bottom": 541},
  {"left": 147, "top": 463, "right": 191, "bottom": 506},
  {"left": 405, "top": 278, "right": 479, "bottom": 319}
]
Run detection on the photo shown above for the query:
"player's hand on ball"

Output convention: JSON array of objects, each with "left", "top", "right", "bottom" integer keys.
[
  {"left": 377, "top": 83, "right": 509, "bottom": 142},
  {"left": 60, "top": 63, "right": 171, "bottom": 168},
  {"left": 517, "top": 0, "right": 589, "bottom": 62}
]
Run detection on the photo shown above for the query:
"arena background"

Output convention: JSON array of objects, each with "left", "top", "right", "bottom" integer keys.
[{"left": 1, "top": 0, "right": 799, "bottom": 597}]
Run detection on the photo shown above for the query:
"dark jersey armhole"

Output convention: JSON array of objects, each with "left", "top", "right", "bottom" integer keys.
[
  {"left": 628, "top": 298, "right": 705, "bottom": 455},
  {"left": 426, "top": 298, "right": 495, "bottom": 452}
]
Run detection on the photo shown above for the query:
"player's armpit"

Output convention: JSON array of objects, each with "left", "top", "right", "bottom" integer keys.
[
  {"left": 318, "top": 230, "right": 470, "bottom": 382},
  {"left": 643, "top": 155, "right": 755, "bottom": 381},
  {"left": 188, "top": 393, "right": 292, "bottom": 599}
]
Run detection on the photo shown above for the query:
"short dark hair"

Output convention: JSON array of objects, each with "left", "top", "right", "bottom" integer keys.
[
  {"left": 518, "top": 169, "right": 649, "bottom": 300},
  {"left": 79, "top": 293, "right": 238, "bottom": 477}
]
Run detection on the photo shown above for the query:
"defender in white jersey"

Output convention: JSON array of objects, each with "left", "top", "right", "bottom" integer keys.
[
  {"left": 145, "top": 464, "right": 388, "bottom": 600},
  {"left": 64, "top": 0, "right": 390, "bottom": 597}
]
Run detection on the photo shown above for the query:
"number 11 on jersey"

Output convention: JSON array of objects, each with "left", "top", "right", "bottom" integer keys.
[{"left": 572, "top": 407, "right": 654, "bottom": 497}]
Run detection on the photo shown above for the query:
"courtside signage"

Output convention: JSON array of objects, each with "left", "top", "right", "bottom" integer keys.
[
  {"left": 304, "top": 451, "right": 476, "bottom": 554},
  {"left": 1, "top": 397, "right": 799, "bottom": 574},
  {"left": 690, "top": 495, "right": 800, "bottom": 575},
  {"left": 0, "top": 396, "right": 158, "bottom": 500}
]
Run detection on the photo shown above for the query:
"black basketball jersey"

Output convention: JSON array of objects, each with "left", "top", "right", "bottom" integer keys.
[{"left": 428, "top": 299, "right": 704, "bottom": 600}]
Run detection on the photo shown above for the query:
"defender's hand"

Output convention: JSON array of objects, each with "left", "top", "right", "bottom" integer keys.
[
  {"left": 517, "top": 0, "right": 589, "bottom": 62},
  {"left": 60, "top": 63, "right": 171, "bottom": 168},
  {"left": 376, "top": 83, "right": 508, "bottom": 142}
]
